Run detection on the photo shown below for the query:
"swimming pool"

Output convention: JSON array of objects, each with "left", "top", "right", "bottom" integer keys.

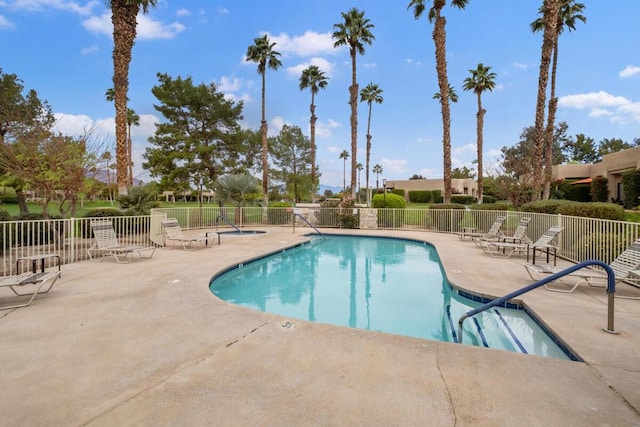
[{"left": 209, "top": 235, "right": 574, "bottom": 360}]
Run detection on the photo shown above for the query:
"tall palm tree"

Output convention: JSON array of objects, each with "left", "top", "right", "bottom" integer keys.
[
  {"left": 359, "top": 82, "right": 383, "bottom": 207},
  {"left": 462, "top": 63, "right": 496, "bottom": 204},
  {"left": 332, "top": 8, "right": 375, "bottom": 199},
  {"left": 372, "top": 164, "right": 383, "bottom": 192},
  {"left": 433, "top": 84, "right": 458, "bottom": 103},
  {"left": 339, "top": 150, "right": 350, "bottom": 195},
  {"left": 126, "top": 108, "right": 140, "bottom": 186},
  {"left": 107, "top": 0, "right": 157, "bottom": 196},
  {"left": 532, "top": 0, "right": 586, "bottom": 199},
  {"left": 299, "top": 65, "right": 328, "bottom": 203},
  {"left": 356, "top": 162, "right": 363, "bottom": 203},
  {"left": 531, "top": 0, "right": 560, "bottom": 200},
  {"left": 408, "top": 0, "right": 469, "bottom": 203},
  {"left": 246, "top": 34, "right": 282, "bottom": 205}
]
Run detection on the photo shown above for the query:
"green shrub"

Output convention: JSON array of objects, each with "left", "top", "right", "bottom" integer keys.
[
  {"left": 483, "top": 195, "right": 496, "bottom": 204},
  {"left": 591, "top": 177, "right": 609, "bottom": 203},
  {"left": 622, "top": 170, "right": 640, "bottom": 209},
  {"left": 432, "top": 189, "right": 443, "bottom": 203},
  {"left": 520, "top": 199, "right": 576, "bottom": 214},
  {"left": 562, "top": 182, "right": 591, "bottom": 202},
  {"left": 451, "top": 195, "right": 475, "bottom": 205},
  {"left": 0, "top": 209, "right": 11, "bottom": 221},
  {"left": 391, "top": 189, "right": 405, "bottom": 198},
  {"left": 372, "top": 193, "right": 406, "bottom": 208},
  {"left": 468, "top": 202, "right": 509, "bottom": 211},
  {"left": 557, "top": 202, "right": 626, "bottom": 221},
  {"left": 317, "top": 199, "right": 340, "bottom": 226},
  {"left": 408, "top": 190, "right": 431, "bottom": 203}
]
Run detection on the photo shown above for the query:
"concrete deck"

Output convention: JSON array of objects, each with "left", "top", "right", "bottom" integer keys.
[{"left": 1, "top": 228, "right": 639, "bottom": 426}]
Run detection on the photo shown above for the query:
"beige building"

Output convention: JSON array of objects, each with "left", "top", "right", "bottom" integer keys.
[
  {"left": 385, "top": 178, "right": 477, "bottom": 201},
  {"left": 553, "top": 146, "right": 640, "bottom": 202}
]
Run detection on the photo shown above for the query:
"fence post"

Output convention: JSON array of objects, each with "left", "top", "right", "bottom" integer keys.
[{"left": 69, "top": 218, "right": 75, "bottom": 264}]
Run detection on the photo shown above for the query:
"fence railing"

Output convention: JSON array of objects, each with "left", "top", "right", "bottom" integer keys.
[{"left": 2, "top": 207, "right": 638, "bottom": 276}]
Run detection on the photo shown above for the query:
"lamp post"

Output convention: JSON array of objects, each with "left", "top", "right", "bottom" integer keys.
[{"left": 382, "top": 178, "right": 387, "bottom": 207}]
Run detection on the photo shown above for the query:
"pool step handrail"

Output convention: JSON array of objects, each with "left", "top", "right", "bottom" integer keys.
[
  {"left": 456, "top": 260, "right": 617, "bottom": 344},
  {"left": 215, "top": 214, "right": 242, "bottom": 233},
  {"left": 292, "top": 213, "right": 325, "bottom": 238}
]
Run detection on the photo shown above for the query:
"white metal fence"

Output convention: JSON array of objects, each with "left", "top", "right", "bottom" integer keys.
[{"left": 2, "top": 207, "right": 638, "bottom": 275}]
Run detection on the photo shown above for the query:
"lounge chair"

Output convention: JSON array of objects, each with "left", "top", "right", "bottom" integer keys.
[
  {"left": 524, "top": 238, "right": 640, "bottom": 299},
  {"left": 456, "top": 215, "right": 506, "bottom": 241},
  {"left": 162, "top": 218, "right": 211, "bottom": 250},
  {"left": 482, "top": 225, "right": 563, "bottom": 260},
  {"left": 87, "top": 219, "right": 156, "bottom": 263},
  {"left": 0, "top": 271, "right": 61, "bottom": 310},
  {"left": 475, "top": 217, "right": 531, "bottom": 247}
]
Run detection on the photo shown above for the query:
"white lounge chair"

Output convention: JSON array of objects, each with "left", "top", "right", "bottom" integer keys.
[
  {"left": 525, "top": 238, "right": 640, "bottom": 299},
  {"left": 0, "top": 271, "right": 61, "bottom": 310},
  {"left": 482, "top": 225, "right": 563, "bottom": 261},
  {"left": 475, "top": 217, "right": 531, "bottom": 247},
  {"left": 456, "top": 215, "right": 506, "bottom": 241},
  {"left": 162, "top": 218, "right": 210, "bottom": 250},
  {"left": 87, "top": 219, "right": 156, "bottom": 263}
]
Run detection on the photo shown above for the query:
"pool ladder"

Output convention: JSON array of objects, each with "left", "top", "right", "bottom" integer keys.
[
  {"left": 456, "top": 260, "right": 617, "bottom": 344},
  {"left": 292, "top": 213, "right": 325, "bottom": 238},
  {"left": 216, "top": 214, "right": 242, "bottom": 233}
]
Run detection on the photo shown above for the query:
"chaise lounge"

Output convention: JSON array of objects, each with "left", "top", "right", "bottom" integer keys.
[{"left": 87, "top": 219, "right": 156, "bottom": 263}]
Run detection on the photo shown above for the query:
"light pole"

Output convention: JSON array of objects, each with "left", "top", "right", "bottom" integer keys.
[{"left": 382, "top": 178, "right": 387, "bottom": 207}]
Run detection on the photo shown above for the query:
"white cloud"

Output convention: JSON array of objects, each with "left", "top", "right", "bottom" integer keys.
[
  {"left": 53, "top": 112, "right": 103, "bottom": 136},
  {"left": 80, "top": 44, "right": 98, "bottom": 55},
  {"left": 362, "top": 62, "right": 376, "bottom": 69},
  {"left": 619, "top": 102, "right": 640, "bottom": 122},
  {"left": 380, "top": 157, "right": 409, "bottom": 175},
  {"left": 327, "top": 146, "right": 340, "bottom": 154},
  {"left": 588, "top": 108, "right": 613, "bottom": 118},
  {"left": 558, "top": 91, "right": 630, "bottom": 109},
  {"left": 315, "top": 119, "right": 340, "bottom": 138},
  {"left": 12, "top": 0, "right": 98, "bottom": 16},
  {"left": 419, "top": 168, "right": 440, "bottom": 179},
  {"left": 0, "top": 14, "right": 16, "bottom": 29},
  {"left": 512, "top": 62, "right": 529, "bottom": 69},
  {"left": 269, "top": 116, "right": 289, "bottom": 136},
  {"left": 416, "top": 137, "right": 432, "bottom": 144},
  {"left": 218, "top": 76, "right": 243, "bottom": 92},
  {"left": 265, "top": 31, "right": 336, "bottom": 57},
  {"left": 83, "top": 11, "right": 185, "bottom": 40},
  {"left": 217, "top": 7, "right": 229, "bottom": 15},
  {"left": 453, "top": 143, "right": 476, "bottom": 156},
  {"left": 286, "top": 57, "right": 335, "bottom": 78},
  {"left": 176, "top": 7, "right": 190, "bottom": 17},
  {"left": 619, "top": 65, "right": 640, "bottom": 79}
]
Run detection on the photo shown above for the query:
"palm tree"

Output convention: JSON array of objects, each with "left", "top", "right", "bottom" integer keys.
[
  {"left": 532, "top": 0, "right": 586, "bottom": 199},
  {"left": 107, "top": 0, "right": 157, "bottom": 196},
  {"left": 299, "top": 65, "right": 328, "bottom": 203},
  {"left": 372, "top": 164, "right": 383, "bottom": 192},
  {"left": 433, "top": 84, "right": 458, "bottom": 103},
  {"left": 462, "top": 63, "right": 496, "bottom": 204},
  {"left": 332, "top": 8, "right": 375, "bottom": 199},
  {"left": 359, "top": 82, "right": 383, "bottom": 207},
  {"left": 126, "top": 108, "right": 140, "bottom": 186},
  {"left": 356, "top": 162, "right": 363, "bottom": 203},
  {"left": 408, "top": 0, "right": 469, "bottom": 203},
  {"left": 531, "top": 0, "right": 560, "bottom": 200},
  {"left": 339, "top": 150, "right": 350, "bottom": 195},
  {"left": 246, "top": 34, "right": 282, "bottom": 205}
]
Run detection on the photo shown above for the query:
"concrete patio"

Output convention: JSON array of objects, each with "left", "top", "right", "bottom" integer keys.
[{"left": 1, "top": 228, "right": 639, "bottom": 426}]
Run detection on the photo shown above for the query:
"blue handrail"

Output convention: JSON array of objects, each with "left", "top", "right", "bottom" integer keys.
[{"left": 457, "top": 260, "right": 616, "bottom": 344}]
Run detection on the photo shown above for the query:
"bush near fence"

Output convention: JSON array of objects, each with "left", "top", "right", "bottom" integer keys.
[
  {"left": 427, "top": 203, "right": 465, "bottom": 231},
  {"left": 408, "top": 190, "right": 432, "bottom": 203},
  {"left": 451, "top": 195, "right": 476, "bottom": 205}
]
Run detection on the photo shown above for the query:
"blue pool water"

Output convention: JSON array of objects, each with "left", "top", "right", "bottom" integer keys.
[{"left": 209, "top": 235, "right": 573, "bottom": 360}]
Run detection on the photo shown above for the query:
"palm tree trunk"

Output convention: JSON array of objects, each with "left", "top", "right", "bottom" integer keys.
[
  {"left": 434, "top": 13, "right": 452, "bottom": 203},
  {"left": 476, "top": 93, "right": 485, "bottom": 204},
  {"left": 543, "top": 39, "right": 559, "bottom": 200},
  {"left": 532, "top": 0, "right": 559, "bottom": 201},
  {"left": 349, "top": 47, "right": 359, "bottom": 199},
  {"left": 111, "top": 0, "right": 138, "bottom": 196},
  {"left": 310, "top": 92, "right": 317, "bottom": 203},
  {"left": 260, "top": 70, "right": 269, "bottom": 205},
  {"left": 366, "top": 103, "right": 372, "bottom": 207}
]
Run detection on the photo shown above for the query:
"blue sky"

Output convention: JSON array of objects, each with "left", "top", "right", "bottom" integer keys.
[{"left": 2, "top": 0, "right": 639, "bottom": 188}]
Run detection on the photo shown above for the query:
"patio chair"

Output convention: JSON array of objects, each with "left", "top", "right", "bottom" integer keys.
[
  {"left": 456, "top": 215, "right": 506, "bottom": 241},
  {"left": 474, "top": 217, "right": 531, "bottom": 247},
  {"left": 162, "top": 218, "right": 210, "bottom": 250},
  {"left": 87, "top": 219, "right": 156, "bottom": 263},
  {"left": 0, "top": 271, "right": 61, "bottom": 310},
  {"left": 482, "top": 225, "right": 563, "bottom": 261},
  {"left": 524, "top": 238, "right": 640, "bottom": 299}
]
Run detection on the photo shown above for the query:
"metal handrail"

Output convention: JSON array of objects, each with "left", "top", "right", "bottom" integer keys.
[
  {"left": 215, "top": 215, "right": 241, "bottom": 233},
  {"left": 292, "top": 213, "right": 325, "bottom": 238},
  {"left": 457, "top": 260, "right": 617, "bottom": 344}
]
